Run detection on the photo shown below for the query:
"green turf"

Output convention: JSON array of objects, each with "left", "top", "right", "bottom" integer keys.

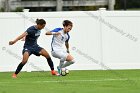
[{"left": 0, "top": 70, "right": 140, "bottom": 93}]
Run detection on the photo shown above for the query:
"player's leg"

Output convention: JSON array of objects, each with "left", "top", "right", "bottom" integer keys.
[
  {"left": 51, "top": 51, "right": 65, "bottom": 67},
  {"left": 57, "top": 58, "right": 66, "bottom": 74},
  {"left": 39, "top": 48, "right": 59, "bottom": 75},
  {"left": 53, "top": 51, "right": 75, "bottom": 74},
  {"left": 12, "top": 51, "right": 30, "bottom": 78},
  {"left": 59, "top": 58, "right": 65, "bottom": 68},
  {"left": 51, "top": 50, "right": 75, "bottom": 74},
  {"left": 39, "top": 48, "right": 54, "bottom": 70},
  {"left": 51, "top": 51, "right": 65, "bottom": 74},
  {"left": 61, "top": 54, "right": 75, "bottom": 68}
]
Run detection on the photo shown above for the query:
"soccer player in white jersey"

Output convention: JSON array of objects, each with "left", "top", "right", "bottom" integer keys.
[{"left": 45, "top": 20, "right": 75, "bottom": 74}]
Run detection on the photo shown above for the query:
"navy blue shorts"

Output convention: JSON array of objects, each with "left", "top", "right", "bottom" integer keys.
[{"left": 22, "top": 46, "right": 43, "bottom": 56}]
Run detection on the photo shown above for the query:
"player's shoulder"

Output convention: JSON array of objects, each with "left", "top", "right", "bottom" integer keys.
[
  {"left": 51, "top": 27, "right": 63, "bottom": 32},
  {"left": 26, "top": 25, "right": 37, "bottom": 32},
  {"left": 27, "top": 25, "right": 36, "bottom": 30}
]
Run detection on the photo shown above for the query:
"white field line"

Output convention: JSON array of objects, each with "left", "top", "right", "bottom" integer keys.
[
  {"left": 37, "top": 78, "right": 129, "bottom": 83},
  {"left": 0, "top": 78, "right": 128, "bottom": 84}
]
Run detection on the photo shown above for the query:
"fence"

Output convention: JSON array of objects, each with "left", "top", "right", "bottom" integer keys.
[{"left": 0, "top": 9, "right": 140, "bottom": 72}]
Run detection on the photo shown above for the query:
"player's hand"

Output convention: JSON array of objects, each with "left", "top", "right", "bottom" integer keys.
[{"left": 9, "top": 41, "right": 15, "bottom": 45}]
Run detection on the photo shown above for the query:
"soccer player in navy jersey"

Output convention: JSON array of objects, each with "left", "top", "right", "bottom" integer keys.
[
  {"left": 9, "top": 19, "right": 59, "bottom": 78},
  {"left": 45, "top": 20, "right": 75, "bottom": 75}
]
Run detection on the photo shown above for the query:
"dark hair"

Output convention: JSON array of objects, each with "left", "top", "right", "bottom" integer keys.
[
  {"left": 63, "top": 20, "right": 73, "bottom": 27},
  {"left": 36, "top": 19, "right": 46, "bottom": 25}
]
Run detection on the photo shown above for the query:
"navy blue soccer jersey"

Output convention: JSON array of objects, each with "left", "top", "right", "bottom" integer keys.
[{"left": 24, "top": 26, "right": 41, "bottom": 47}]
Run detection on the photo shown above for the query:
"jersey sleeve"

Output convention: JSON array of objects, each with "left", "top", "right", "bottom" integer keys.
[
  {"left": 26, "top": 27, "right": 33, "bottom": 35},
  {"left": 51, "top": 28, "right": 62, "bottom": 32},
  {"left": 66, "top": 33, "right": 70, "bottom": 42}
]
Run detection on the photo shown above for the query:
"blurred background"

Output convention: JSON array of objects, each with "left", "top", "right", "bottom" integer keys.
[{"left": 0, "top": 0, "right": 140, "bottom": 12}]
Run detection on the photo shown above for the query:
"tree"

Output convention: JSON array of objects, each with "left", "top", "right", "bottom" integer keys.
[{"left": 115, "top": 0, "right": 140, "bottom": 10}]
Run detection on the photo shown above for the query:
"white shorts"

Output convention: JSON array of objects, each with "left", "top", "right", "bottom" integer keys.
[{"left": 51, "top": 50, "right": 69, "bottom": 61}]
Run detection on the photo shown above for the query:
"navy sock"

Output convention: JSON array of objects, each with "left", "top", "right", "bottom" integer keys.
[
  {"left": 46, "top": 57, "right": 54, "bottom": 70},
  {"left": 15, "top": 62, "right": 25, "bottom": 74}
]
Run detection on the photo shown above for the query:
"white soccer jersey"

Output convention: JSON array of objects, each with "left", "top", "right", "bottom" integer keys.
[{"left": 51, "top": 28, "right": 70, "bottom": 51}]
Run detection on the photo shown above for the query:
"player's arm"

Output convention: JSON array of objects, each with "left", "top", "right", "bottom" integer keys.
[
  {"left": 46, "top": 28, "right": 62, "bottom": 35},
  {"left": 45, "top": 31, "right": 60, "bottom": 35},
  {"left": 9, "top": 32, "right": 27, "bottom": 45},
  {"left": 21, "top": 36, "right": 26, "bottom": 41},
  {"left": 65, "top": 41, "right": 70, "bottom": 53},
  {"left": 65, "top": 33, "right": 70, "bottom": 53}
]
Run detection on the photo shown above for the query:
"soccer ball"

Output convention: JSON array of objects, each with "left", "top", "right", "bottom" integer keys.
[{"left": 61, "top": 68, "right": 69, "bottom": 76}]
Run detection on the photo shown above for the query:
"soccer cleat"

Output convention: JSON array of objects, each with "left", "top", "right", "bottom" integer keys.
[
  {"left": 12, "top": 73, "right": 17, "bottom": 78},
  {"left": 57, "top": 66, "right": 61, "bottom": 75},
  {"left": 51, "top": 70, "right": 60, "bottom": 76}
]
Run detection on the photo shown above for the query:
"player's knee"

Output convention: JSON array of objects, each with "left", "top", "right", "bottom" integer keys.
[
  {"left": 21, "top": 61, "right": 27, "bottom": 64},
  {"left": 66, "top": 54, "right": 74, "bottom": 61},
  {"left": 70, "top": 59, "right": 75, "bottom": 64},
  {"left": 60, "top": 57, "right": 66, "bottom": 62},
  {"left": 45, "top": 56, "right": 51, "bottom": 59}
]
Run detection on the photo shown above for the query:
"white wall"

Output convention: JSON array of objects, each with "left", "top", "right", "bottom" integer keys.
[{"left": 0, "top": 10, "right": 140, "bottom": 72}]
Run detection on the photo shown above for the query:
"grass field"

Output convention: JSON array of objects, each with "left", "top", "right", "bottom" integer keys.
[{"left": 0, "top": 70, "right": 140, "bottom": 93}]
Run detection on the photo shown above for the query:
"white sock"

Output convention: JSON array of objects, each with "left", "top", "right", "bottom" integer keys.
[
  {"left": 59, "top": 61, "right": 64, "bottom": 68},
  {"left": 58, "top": 58, "right": 66, "bottom": 68},
  {"left": 61, "top": 59, "right": 75, "bottom": 68}
]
